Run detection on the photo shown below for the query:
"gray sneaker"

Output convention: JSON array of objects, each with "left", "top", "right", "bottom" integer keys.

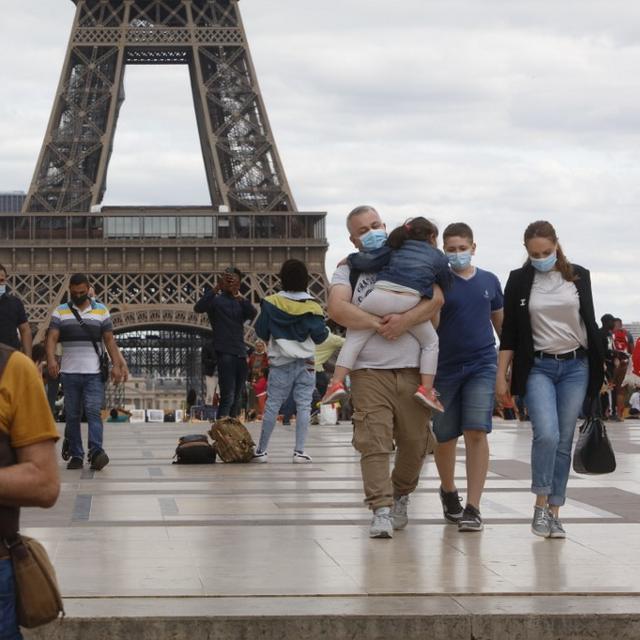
[
  {"left": 531, "top": 505, "right": 551, "bottom": 538},
  {"left": 391, "top": 495, "right": 410, "bottom": 530},
  {"left": 369, "top": 507, "right": 393, "bottom": 538},
  {"left": 548, "top": 512, "right": 566, "bottom": 539}
]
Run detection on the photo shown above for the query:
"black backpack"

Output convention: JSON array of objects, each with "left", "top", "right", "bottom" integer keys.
[{"left": 173, "top": 434, "right": 216, "bottom": 464}]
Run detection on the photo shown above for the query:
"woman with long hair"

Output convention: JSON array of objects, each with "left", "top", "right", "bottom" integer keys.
[{"left": 496, "top": 221, "right": 604, "bottom": 538}]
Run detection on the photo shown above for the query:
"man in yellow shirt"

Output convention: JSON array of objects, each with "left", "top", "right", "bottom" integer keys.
[{"left": 0, "top": 345, "right": 60, "bottom": 639}]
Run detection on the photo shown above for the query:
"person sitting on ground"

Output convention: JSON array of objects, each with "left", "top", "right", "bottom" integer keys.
[
  {"left": 107, "top": 408, "right": 130, "bottom": 423},
  {"left": 629, "top": 387, "right": 640, "bottom": 418},
  {"left": 252, "top": 259, "right": 328, "bottom": 463},
  {"left": 323, "top": 217, "right": 450, "bottom": 412}
]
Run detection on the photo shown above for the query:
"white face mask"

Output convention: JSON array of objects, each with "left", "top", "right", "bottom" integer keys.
[{"left": 0, "top": 284, "right": 6, "bottom": 296}]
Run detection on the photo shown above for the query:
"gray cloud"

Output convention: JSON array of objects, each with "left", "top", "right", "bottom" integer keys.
[{"left": 0, "top": 0, "right": 638, "bottom": 322}]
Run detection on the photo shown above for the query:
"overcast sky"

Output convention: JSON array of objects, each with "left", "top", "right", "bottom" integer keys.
[{"left": 0, "top": 1, "right": 638, "bottom": 322}]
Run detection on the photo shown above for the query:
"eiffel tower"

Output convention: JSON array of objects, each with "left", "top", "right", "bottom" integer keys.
[{"left": 0, "top": 0, "right": 328, "bottom": 392}]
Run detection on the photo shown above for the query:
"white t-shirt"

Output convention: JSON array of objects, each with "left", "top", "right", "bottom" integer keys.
[
  {"left": 630, "top": 392, "right": 640, "bottom": 412},
  {"left": 331, "top": 264, "right": 420, "bottom": 371},
  {"left": 529, "top": 271, "right": 588, "bottom": 354}
]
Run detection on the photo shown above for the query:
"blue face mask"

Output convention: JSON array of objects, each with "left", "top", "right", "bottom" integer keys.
[
  {"left": 359, "top": 229, "right": 387, "bottom": 252},
  {"left": 446, "top": 250, "right": 472, "bottom": 271},
  {"left": 0, "top": 285, "right": 6, "bottom": 296},
  {"left": 530, "top": 252, "right": 557, "bottom": 273}
]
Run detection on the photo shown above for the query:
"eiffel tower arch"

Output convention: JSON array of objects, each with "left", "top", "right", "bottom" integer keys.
[{"left": 1, "top": 0, "right": 328, "bottom": 393}]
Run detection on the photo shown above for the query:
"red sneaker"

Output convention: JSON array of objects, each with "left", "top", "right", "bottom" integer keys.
[
  {"left": 322, "top": 382, "right": 348, "bottom": 405},
  {"left": 414, "top": 385, "right": 444, "bottom": 413}
]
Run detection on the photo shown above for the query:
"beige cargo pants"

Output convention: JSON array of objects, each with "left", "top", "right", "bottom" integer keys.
[{"left": 350, "top": 368, "right": 434, "bottom": 511}]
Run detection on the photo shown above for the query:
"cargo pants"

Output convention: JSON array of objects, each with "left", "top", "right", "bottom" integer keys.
[{"left": 350, "top": 368, "right": 433, "bottom": 510}]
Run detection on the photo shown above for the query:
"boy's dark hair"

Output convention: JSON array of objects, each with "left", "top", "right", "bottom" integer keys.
[
  {"left": 110, "top": 408, "right": 118, "bottom": 419},
  {"left": 279, "top": 259, "right": 309, "bottom": 292},
  {"left": 443, "top": 222, "right": 474, "bottom": 242},
  {"left": 387, "top": 217, "right": 439, "bottom": 250},
  {"left": 0, "top": 263, "right": 6, "bottom": 276},
  {"left": 69, "top": 273, "right": 89, "bottom": 287}
]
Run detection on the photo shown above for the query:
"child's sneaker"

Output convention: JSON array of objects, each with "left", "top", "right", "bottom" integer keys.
[
  {"left": 321, "top": 382, "right": 348, "bottom": 405},
  {"left": 414, "top": 385, "right": 444, "bottom": 413}
]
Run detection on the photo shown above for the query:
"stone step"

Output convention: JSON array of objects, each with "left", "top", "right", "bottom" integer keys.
[{"left": 23, "top": 596, "right": 640, "bottom": 640}]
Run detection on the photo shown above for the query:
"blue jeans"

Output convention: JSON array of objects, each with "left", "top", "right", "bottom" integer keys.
[
  {"left": 525, "top": 356, "right": 589, "bottom": 506},
  {"left": 257, "top": 360, "right": 315, "bottom": 454},
  {"left": 216, "top": 353, "right": 248, "bottom": 419},
  {"left": 62, "top": 373, "right": 105, "bottom": 459},
  {"left": 433, "top": 361, "right": 497, "bottom": 443},
  {"left": 0, "top": 559, "right": 22, "bottom": 640}
]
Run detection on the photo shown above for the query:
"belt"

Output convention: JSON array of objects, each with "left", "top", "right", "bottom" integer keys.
[
  {"left": 535, "top": 348, "right": 587, "bottom": 360},
  {"left": 0, "top": 546, "right": 9, "bottom": 560}
]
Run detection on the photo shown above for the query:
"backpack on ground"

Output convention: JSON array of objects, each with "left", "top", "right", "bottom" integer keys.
[
  {"left": 208, "top": 417, "right": 255, "bottom": 463},
  {"left": 173, "top": 434, "right": 216, "bottom": 464}
]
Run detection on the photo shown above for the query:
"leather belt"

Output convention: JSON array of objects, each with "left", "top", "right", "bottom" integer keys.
[{"left": 535, "top": 348, "right": 587, "bottom": 360}]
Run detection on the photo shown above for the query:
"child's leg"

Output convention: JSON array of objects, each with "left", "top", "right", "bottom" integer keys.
[
  {"left": 257, "top": 364, "right": 294, "bottom": 453},
  {"left": 407, "top": 321, "right": 439, "bottom": 389},
  {"left": 331, "top": 288, "right": 419, "bottom": 383},
  {"left": 293, "top": 361, "right": 316, "bottom": 453}
]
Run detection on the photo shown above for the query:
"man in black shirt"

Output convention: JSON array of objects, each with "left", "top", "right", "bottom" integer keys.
[
  {"left": 194, "top": 267, "right": 257, "bottom": 418},
  {"left": 0, "top": 264, "right": 32, "bottom": 357}
]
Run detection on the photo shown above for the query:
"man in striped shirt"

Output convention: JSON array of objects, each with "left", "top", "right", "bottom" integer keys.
[{"left": 46, "top": 274, "right": 128, "bottom": 471}]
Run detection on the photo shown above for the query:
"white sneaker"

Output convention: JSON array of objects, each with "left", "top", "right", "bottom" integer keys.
[
  {"left": 369, "top": 507, "right": 393, "bottom": 538},
  {"left": 293, "top": 451, "right": 312, "bottom": 464},
  {"left": 251, "top": 451, "right": 268, "bottom": 463},
  {"left": 391, "top": 495, "right": 410, "bottom": 530}
]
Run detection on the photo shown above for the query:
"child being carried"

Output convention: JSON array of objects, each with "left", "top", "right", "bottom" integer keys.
[{"left": 323, "top": 217, "right": 450, "bottom": 412}]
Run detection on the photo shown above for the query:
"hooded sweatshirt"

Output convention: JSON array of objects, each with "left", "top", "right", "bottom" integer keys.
[{"left": 255, "top": 291, "right": 328, "bottom": 367}]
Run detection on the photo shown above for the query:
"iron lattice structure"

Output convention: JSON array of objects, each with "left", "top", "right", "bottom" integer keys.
[
  {"left": 24, "top": 0, "right": 296, "bottom": 214},
  {"left": 3, "top": 1, "right": 329, "bottom": 398}
]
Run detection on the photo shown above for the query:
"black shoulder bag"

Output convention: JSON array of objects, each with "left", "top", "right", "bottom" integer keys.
[
  {"left": 573, "top": 397, "right": 616, "bottom": 475},
  {"left": 68, "top": 304, "right": 110, "bottom": 383}
]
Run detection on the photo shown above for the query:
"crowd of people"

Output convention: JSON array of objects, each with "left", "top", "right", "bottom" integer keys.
[{"left": 1, "top": 208, "right": 639, "bottom": 637}]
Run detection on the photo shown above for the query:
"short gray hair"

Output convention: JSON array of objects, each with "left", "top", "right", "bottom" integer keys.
[{"left": 346, "top": 205, "right": 379, "bottom": 230}]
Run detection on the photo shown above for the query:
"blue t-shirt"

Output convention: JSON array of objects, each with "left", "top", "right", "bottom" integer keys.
[{"left": 436, "top": 267, "right": 504, "bottom": 376}]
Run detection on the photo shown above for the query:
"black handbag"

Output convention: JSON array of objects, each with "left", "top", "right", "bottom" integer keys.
[
  {"left": 173, "top": 434, "right": 217, "bottom": 464},
  {"left": 572, "top": 400, "right": 616, "bottom": 475},
  {"left": 68, "top": 304, "right": 110, "bottom": 383}
]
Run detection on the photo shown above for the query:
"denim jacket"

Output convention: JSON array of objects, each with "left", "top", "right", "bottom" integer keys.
[{"left": 348, "top": 240, "right": 451, "bottom": 299}]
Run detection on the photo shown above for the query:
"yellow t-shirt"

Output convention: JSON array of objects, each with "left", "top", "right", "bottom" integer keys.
[
  {"left": 315, "top": 332, "right": 346, "bottom": 372},
  {"left": 0, "top": 352, "right": 59, "bottom": 448}
]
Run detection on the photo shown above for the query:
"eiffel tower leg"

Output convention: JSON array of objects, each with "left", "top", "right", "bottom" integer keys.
[
  {"left": 24, "top": 2, "right": 129, "bottom": 213},
  {"left": 187, "top": 2, "right": 297, "bottom": 213}
]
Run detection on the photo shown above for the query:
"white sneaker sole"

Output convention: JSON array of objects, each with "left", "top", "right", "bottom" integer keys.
[
  {"left": 321, "top": 390, "right": 347, "bottom": 405},
  {"left": 531, "top": 526, "right": 551, "bottom": 538},
  {"left": 251, "top": 456, "right": 268, "bottom": 463},
  {"left": 292, "top": 457, "right": 312, "bottom": 464},
  {"left": 369, "top": 529, "right": 393, "bottom": 539}
]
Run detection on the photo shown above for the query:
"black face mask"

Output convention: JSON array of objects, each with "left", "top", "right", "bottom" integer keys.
[{"left": 70, "top": 294, "right": 89, "bottom": 306}]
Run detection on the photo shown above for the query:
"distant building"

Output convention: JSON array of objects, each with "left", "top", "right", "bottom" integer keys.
[
  {"left": 627, "top": 322, "right": 640, "bottom": 341},
  {"left": 0, "top": 191, "right": 26, "bottom": 213}
]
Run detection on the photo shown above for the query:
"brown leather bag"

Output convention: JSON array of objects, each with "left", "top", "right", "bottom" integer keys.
[
  {"left": 208, "top": 417, "right": 255, "bottom": 462},
  {"left": 0, "top": 345, "right": 65, "bottom": 628}
]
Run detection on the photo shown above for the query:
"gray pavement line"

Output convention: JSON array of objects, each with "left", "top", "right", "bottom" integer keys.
[
  {"left": 59, "top": 592, "right": 640, "bottom": 600},
  {"left": 66, "top": 517, "right": 628, "bottom": 527}
]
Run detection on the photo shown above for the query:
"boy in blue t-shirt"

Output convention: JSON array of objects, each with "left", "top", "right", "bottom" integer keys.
[{"left": 432, "top": 223, "right": 504, "bottom": 533}]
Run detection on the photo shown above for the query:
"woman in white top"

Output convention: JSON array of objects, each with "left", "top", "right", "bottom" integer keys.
[{"left": 497, "top": 221, "right": 604, "bottom": 539}]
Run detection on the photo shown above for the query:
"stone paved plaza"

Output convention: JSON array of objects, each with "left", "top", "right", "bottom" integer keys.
[{"left": 22, "top": 416, "right": 640, "bottom": 638}]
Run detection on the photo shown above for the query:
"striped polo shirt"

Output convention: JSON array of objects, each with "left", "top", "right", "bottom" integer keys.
[{"left": 49, "top": 301, "right": 113, "bottom": 374}]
